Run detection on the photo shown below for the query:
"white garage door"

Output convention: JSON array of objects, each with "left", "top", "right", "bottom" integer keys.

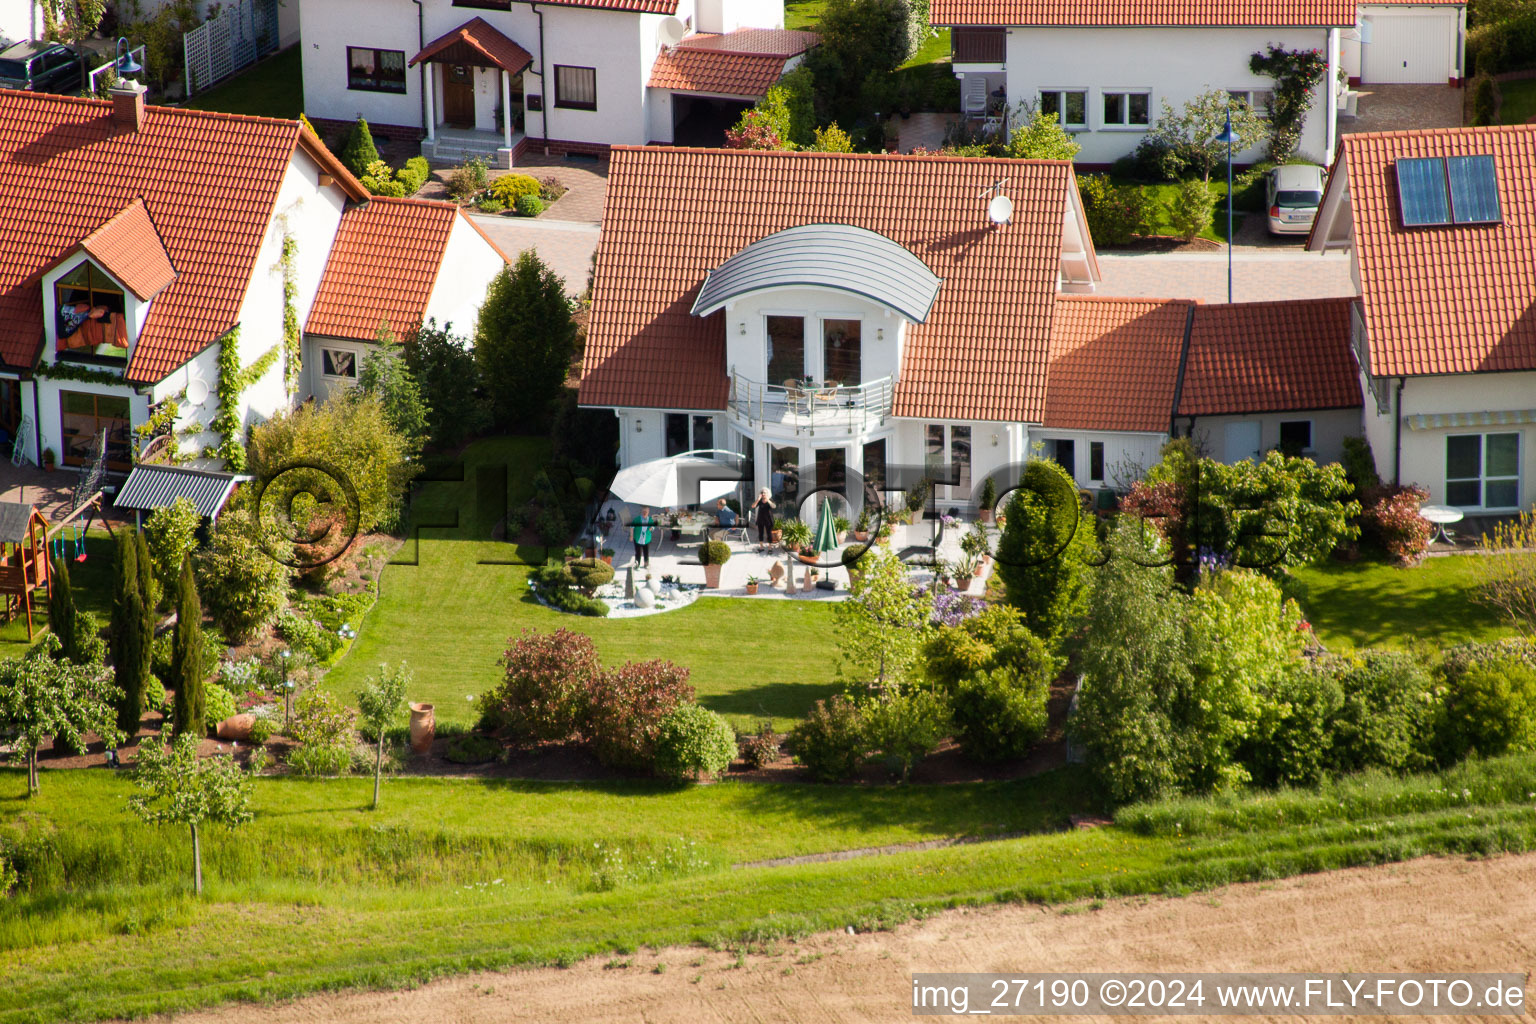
[{"left": 1363, "top": 12, "right": 1456, "bottom": 84}]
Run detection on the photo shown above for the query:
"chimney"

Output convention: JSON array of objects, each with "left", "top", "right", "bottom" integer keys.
[{"left": 110, "top": 80, "right": 147, "bottom": 133}]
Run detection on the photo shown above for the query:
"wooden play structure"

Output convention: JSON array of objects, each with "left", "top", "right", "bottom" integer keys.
[{"left": 0, "top": 502, "right": 51, "bottom": 640}]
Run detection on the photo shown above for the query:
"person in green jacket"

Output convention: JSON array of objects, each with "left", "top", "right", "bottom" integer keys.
[{"left": 629, "top": 506, "right": 657, "bottom": 568}]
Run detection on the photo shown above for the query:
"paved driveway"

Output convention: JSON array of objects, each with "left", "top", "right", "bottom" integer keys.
[
  {"left": 469, "top": 216, "right": 599, "bottom": 298},
  {"left": 1340, "top": 84, "right": 1463, "bottom": 135},
  {"left": 1093, "top": 250, "right": 1357, "bottom": 304}
]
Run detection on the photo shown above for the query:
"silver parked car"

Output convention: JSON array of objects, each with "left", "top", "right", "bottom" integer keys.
[{"left": 1265, "top": 164, "right": 1325, "bottom": 236}]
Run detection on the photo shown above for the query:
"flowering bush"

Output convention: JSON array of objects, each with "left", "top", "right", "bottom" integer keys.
[
  {"left": 479, "top": 628, "right": 601, "bottom": 741},
  {"left": 724, "top": 108, "right": 783, "bottom": 150},
  {"left": 288, "top": 690, "right": 357, "bottom": 776},
  {"left": 1360, "top": 485, "right": 1432, "bottom": 564},
  {"left": 584, "top": 658, "right": 693, "bottom": 769}
]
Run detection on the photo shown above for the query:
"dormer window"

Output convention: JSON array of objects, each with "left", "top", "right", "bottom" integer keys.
[{"left": 56, "top": 261, "right": 128, "bottom": 362}]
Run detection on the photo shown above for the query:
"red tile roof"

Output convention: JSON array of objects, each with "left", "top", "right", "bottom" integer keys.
[
  {"left": 410, "top": 17, "right": 534, "bottom": 74},
  {"left": 307, "top": 198, "right": 462, "bottom": 343},
  {"left": 1319, "top": 125, "right": 1536, "bottom": 378},
  {"left": 931, "top": 0, "right": 1355, "bottom": 26},
  {"left": 675, "top": 29, "right": 820, "bottom": 56},
  {"left": 1178, "top": 297, "right": 1361, "bottom": 415},
  {"left": 1045, "top": 295, "right": 1194, "bottom": 432},
  {"left": 647, "top": 50, "right": 792, "bottom": 97},
  {"left": 582, "top": 147, "right": 1082, "bottom": 421},
  {"left": 76, "top": 198, "right": 176, "bottom": 301},
  {"left": 534, "top": 0, "right": 677, "bottom": 12},
  {"left": 0, "top": 89, "right": 341, "bottom": 381}
]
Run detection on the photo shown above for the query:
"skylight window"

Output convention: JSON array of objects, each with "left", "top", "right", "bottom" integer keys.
[{"left": 1395, "top": 154, "right": 1502, "bottom": 227}]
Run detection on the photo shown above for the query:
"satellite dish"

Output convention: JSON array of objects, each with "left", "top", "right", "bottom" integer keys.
[
  {"left": 656, "top": 16, "right": 686, "bottom": 49},
  {"left": 186, "top": 377, "right": 210, "bottom": 407},
  {"left": 988, "top": 194, "right": 1014, "bottom": 225}
]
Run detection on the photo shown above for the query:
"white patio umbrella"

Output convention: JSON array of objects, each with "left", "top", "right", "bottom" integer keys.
[{"left": 607, "top": 450, "right": 742, "bottom": 508}]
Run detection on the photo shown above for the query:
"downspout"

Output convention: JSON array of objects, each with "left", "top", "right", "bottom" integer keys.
[
  {"left": 1392, "top": 378, "right": 1405, "bottom": 487},
  {"left": 30, "top": 375, "right": 41, "bottom": 468},
  {"left": 412, "top": 0, "right": 427, "bottom": 136},
  {"left": 533, "top": 3, "right": 549, "bottom": 154}
]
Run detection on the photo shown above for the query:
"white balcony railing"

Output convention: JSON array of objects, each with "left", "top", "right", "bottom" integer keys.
[{"left": 728, "top": 372, "right": 894, "bottom": 437}]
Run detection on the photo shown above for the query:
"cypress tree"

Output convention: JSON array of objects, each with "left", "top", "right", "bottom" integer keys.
[
  {"left": 110, "top": 532, "right": 148, "bottom": 736},
  {"left": 169, "top": 555, "right": 206, "bottom": 740},
  {"left": 49, "top": 554, "right": 77, "bottom": 664},
  {"left": 339, "top": 117, "right": 381, "bottom": 177}
]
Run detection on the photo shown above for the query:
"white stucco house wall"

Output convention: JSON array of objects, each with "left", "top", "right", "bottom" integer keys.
[
  {"left": 1309, "top": 123, "right": 1536, "bottom": 513},
  {"left": 297, "top": 0, "right": 806, "bottom": 166},
  {"left": 0, "top": 83, "right": 505, "bottom": 473},
  {"left": 0, "top": 0, "right": 42, "bottom": 46}
]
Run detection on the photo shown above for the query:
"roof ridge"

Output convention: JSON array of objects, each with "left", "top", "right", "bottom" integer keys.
[
  {"left": 1054, "top": 293, "right": 1196, "bottom": 305},
  {"left": 363, "top": 194, "right": 462, "bottom": 211},
  {"left": 0, "top": 87, "right": 306, "bottom": 131},
  {"left": 611, "top": 145, "right": 1075, "bottom": 166},
  {"left": 1344, "top": 122, "right": 1536, "bottom": 143}
]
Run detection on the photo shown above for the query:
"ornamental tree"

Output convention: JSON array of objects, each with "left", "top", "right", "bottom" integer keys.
[
  {"left": 195, "top": 509, "right": 294, "bottom": 643},
  {"left": 0, "top": 634, "right": 122, "bottom": 796},
  {"left": 995, "top": 458, "right": 1096, "bottom": 644},
  {"left": 355, "top": 324, "right": 429, "bottom": 453},
  {"left": 474, "top": 252, "right": 580, "bottom": 433},
  {"left": 109, "top": 531, "right": 155, "bottom": 738},
  {"left": 833, "top": 548, "right": 933, "bottom": 692},
  {"left": 144, "top": 496, "right": 201, "bottom": 607},
  {"left": 1143, "top": 89, "right": 1268, "bottom": 182},
  {"left": 355, "top": 662, "right": 410, "bottom": 809},
  {"left": 40, "top": 0, "right": 105, "bottom": 84},
  {"left": 168, "top": 556, "right": 206, "bottom": 739},
  {"left": 128, "top": 733, "right": 253, "bottom": 895},
  {"left": 1005, "top": 109, "right": 1082, "bottom": 161},
  {"left": 405, "top": 320, "right": 489, "bottom": 449}
]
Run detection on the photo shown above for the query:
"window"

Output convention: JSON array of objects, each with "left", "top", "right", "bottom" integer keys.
[
  {"left": 861, "top": 438, "right": 886, "bottom": 503},
  {"left": 554, "top": 65, "right": 597, "bottom": 110},
  {"left": 347, "top": 46, "right": 406, "bottom": 93},
  {"left": 321, "top": 349, "right": 357, "bottom": 379},
  {"left": 665, "top": 413, "right": 712, "bottom": 458},
  {"left": 766, "top": 315, "right": 805, "bottom": 385},
  {"left": 1228, "top": 88, "right": 1273, "bottom": 116},
  {"left": 926, "top": 424, "right": 971, "bottom": 498},
  {"left": 1040, "top": 89, "right": 1087, "bottom": 129},
  {"left": 1447, "top": 433, "right": 1519, "bottom": 509},
  {"left": 1279, "top": 420, "right": 1313, "bottom": 453},
  {"left": 822, "top": 319, "right": 861, "bottom": 385},
  {"left": 816, "top": 447, "right": 847, "bottom": 494},
  {"left": 771, "top": 444, "right": 799, "bottom": 506},
  {"left": 59, "top": 390, "right": 131, "bottom": 469},
  {"left": 55, "top": 261, "right": 127, "bottom": 360},
  {"left": 1089, "top": 441, "right": 1105, "bottom": 482},
  {"left": 1101, "top": 90, "right": 1150, "bottom": 127},
  {"left": 692, "top": 414, "right": 714, "bottom": 454},
  {"left": 1044, "top": 439, "right": 1075, "bottom": 479},
  {"left": 950, "top": 425, "right": 971, "bottom": 494},
  {"left": 453, "top": 0, "right": 512, "bottom": 8}
]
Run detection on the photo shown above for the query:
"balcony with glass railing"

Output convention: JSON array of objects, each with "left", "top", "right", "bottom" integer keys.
[{"left": 727, "top": 372, "right": 894, "bottom": 439}]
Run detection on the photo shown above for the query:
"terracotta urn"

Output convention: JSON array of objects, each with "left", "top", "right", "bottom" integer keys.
[
  {"left": 745, "top": 582, "right": 759, "bottom": 595},
  {"left": 703, "top": 563, "right": 722, "bottom": 589},
  {"left": 216, "top": 714, "right": 256, "bottom": 741},
  {"left": 408, "top": 702, "right": 435, "bottom": 754},
  {"left": 957, "top": 576, "right": 973, "bottom": 593}
]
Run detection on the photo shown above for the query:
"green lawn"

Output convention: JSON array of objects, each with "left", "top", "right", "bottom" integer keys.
[
  {"left": 1113, "top": 178, "right": 1244, "bottom": 244},
  {"left": 3, "top": 754, "right": 1534, "bottom": 1023},
  {"left": 1290, "top": 556, "right": 1515, "bottom": 651},
  {"left": 322, "top": 438, "right": 843, "bottom": 730},
  {"left": 1498, "top": 77, "right": 1536, "bottom": 124},
  {"left": 182, "top": 44, "right": 303, "bottom": 120}
]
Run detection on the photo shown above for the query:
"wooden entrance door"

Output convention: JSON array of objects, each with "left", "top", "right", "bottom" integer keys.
[{"left": 443, "top": 64, "right": 475, "bottom": 128}]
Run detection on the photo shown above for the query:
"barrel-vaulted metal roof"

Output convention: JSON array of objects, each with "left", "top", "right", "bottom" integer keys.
[{"left": 689, "top": 224, "right": 942, "bottom": 323}]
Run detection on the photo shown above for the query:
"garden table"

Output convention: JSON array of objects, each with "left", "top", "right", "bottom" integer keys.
[{"left": 1418, "top": 504, "right": 1463, "bottom": 545}]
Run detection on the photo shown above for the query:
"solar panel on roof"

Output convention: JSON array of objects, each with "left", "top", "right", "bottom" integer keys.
[
  {"left": 1395, "top": 157, "right": 1450, "bottom": 227},
  {"left": 1447, "top": 154, "right": 1502, "bottom": 224}
]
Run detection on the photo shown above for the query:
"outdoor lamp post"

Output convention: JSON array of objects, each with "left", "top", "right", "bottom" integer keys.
[
  {"left": 280, "top": 650, "right": 293, "bottom": 730},
  {"left": 1215, "top": 111, "right": 1238, "bottom": 304},
  {"left": 114, "top": 37, "right": 142, "bottom": 82}
]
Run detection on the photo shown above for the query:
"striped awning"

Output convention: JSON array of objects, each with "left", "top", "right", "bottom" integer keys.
[
  {"left": 114, "top": 465, "right": 248, "bottom": 520},
  {"left": 1405, "top": 409, "right": 1536, "bottom": 431}
]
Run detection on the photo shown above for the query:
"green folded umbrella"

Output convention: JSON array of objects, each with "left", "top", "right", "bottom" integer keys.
[{"left": 813, "top": 497, "right": 839, "bottom": 554}]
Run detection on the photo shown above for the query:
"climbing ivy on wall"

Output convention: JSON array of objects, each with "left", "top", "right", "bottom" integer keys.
[
  {"left": 32, "top": 362, "right": 124, "bottom": 386},
  {"left": 1249, "top": 44, "right": 1329, "bottom": 162},
  {"left": 281, "top": 233, "right": 301, "bottom": 396},
  {"left": 209, "top": 327, "right": 280, "bottom": 472}
]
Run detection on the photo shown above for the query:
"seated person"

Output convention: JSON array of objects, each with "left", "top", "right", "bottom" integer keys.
[
  {"left": 58, "top": 301, "right": 108, "bottom": 350},
  {"left": 714, "top": 497, "right": 737, "bottom": 529}
]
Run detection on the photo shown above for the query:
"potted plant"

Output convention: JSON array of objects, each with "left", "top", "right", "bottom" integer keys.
[
  {"left": 833, "top": 515, "right": 850, "bottom": 543},
  {"left": 562, "top": 544, "right": 581, "bottom": 564},
  {"left": 745, "top": 574, "right": 760, "bottom": 596},
  {"left": 955, "top": 553, "right": 980, "bottom": 591},
  {"left": 961, "top": 524, "right": 989, "bottom": 573},
  {"left": 875, "top": 522, "right": 893, "bottom": 546},
  {"left": 41, "top": 447, "right": 54, "bottom": 472},
  {"left": 600, "top": 547, "right": 615, "bottom": 565},
  {"left": 842, "top": 549, "right": 865, "bottom": 588},
  {"left": 979, "top": 477, "right": 997, "bottom": 523},
  {"left": 700, "top": 539, "right": 731, "bottom": 589},
  {"left": 852, "top": 507, "right": 871, "bottom": 542},
  {"left": 582, "top": 535, "right": 598, "bottom": 559},
  {"left": 780, "top": 518, "right": 811, "bottom": 553}
]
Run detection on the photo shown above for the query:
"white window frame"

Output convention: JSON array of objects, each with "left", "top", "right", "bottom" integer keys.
[
  {"left": 1088, "top": 440, "right": 1105, "bottom": 482},
  {"left": 1446, "top": 431, "right": 1521, "bottom": 511},
  {"left": 320, "top": 347, "right": 357, "bottom": 379},
  {"left": 1278, "top": 418, "right": 1314, "bottom": 454},
  {"left": 1100, "top": 88, "right": 1151, "bottom": 130},
  {"left": 1039, "top": 88, "right": 1089, "bottom": 131},
  {"left": 1227, "top": 88, "right": 1274, "bottom": 118}
]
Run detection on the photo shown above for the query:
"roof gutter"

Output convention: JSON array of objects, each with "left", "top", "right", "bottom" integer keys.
[{"left": 1392, "top": 377, "right": 1405, "bottom": 487}]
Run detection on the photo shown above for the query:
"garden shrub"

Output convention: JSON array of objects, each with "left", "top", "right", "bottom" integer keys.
[
  {"left": 204, "top": 685, "right": 236, "bottom": 727},
  {"left": 1471, "top": 74, "right": 1497, "bottom": 126},
  {"left": 864, "top": 688, "right": 949, "bottom": 780},
  {"left": 528, "top": 558, "right": 609, "bottom": 616},
  {"left": 445, "top": 734, "right": 502, "bottom": 765},
  {"left": 584, "top": 659, "right": 694, "bottom": 770},
  {"left": 1468, "top": 9, "right": 1536, "bottom": 75},
  {"left": 1129, "top": 134, "right": 1186, "bottom": 181},
  {"left": 788, "top": 695, "right": 869, "bottom": 782},
  {"left": 1077, "top": 174, "right": 1149, "bottom": 247},
  {"left": 1439, "top": 637, "right": 1536, "bottom": 685},
  {"left": 652, "top": 703, "right": 737, "bottom": 781},
  {"left": 288, "top": 690, "right": 356, "bottom": 776},
  {"left": 737, "top": 721, "right": 779, "bottom": 768},
  {"left": 447, "top": 156, "right": 489, "bottom": 201},
  {"left": 480, "top": 628, "right": 600, "bottom": 741},
  {"left": 1242, "top": 660, "right": 1344, "bottom": 788},
  {"left": 396, "top": 156, "right": 430, "bottom": 194},
  {"left": 1170, "top": 179, "right": 1216, "bottom": 241},
  {"left": 1359, "top": 485, "right": 1432, "bottom": 564},
  {"left": 490, "top": 173, "right": 541, "bottom": 204},
  {"left": 249, "top": 716, "right": 275, "bottom": 744},
  {"left": 699, "top": 540, "right": 732, "bottom": 566},
  {"left": 951, "top": 666, "right": 1050, "bottom": 764},
  {"left": 538, "top": 176, "right": 567, "bottom": 201},
  {"left": 339, "top": 117, "right": 380, "bottom": 177},
  {"left": 276, "top": 609, "right": 342, "bottom": 662},
  {"left": 1437, "top": 655, "right": 1536, "bottom": 760},
  {"left": 477, "top": 198, "right": 506, "bottom": 214},
  {"left": 515, "top": 194, "right": 544, "bottom": 217},
  {"left": 360, "top": 160, "right": 407, "bottom": 197},
  {"left": 567, "top": 558, "right": 614, "bottom": 593},
  {"left": 1324, "top": 650, "right": 1439, "bottom": 775},
  {"left": 196, "top": 510, "right": 295, "bottom": 643},
  {"left": 1341, "top": 435, "right": 1382, "bottom": 492},
  {"left": 996, "top": 459, "right": 1095, "bottom": 643},
  {"left": 143, "top": 496, "right": 200, "bottom": 607}
]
